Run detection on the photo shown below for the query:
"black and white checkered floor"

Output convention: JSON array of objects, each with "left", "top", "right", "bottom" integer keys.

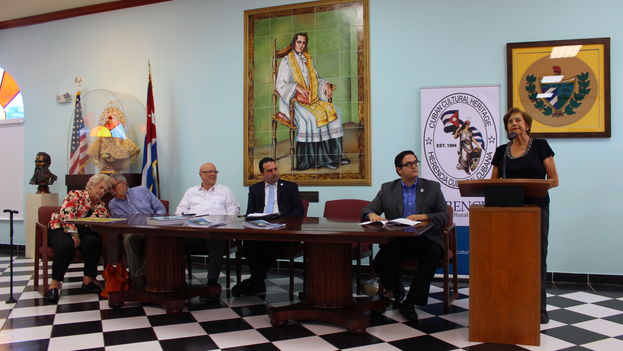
[{"left": 0, "top": 255, "right": 622, "bottom": 351}]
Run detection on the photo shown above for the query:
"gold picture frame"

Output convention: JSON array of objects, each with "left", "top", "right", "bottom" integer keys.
[
  {"left": 243, "top": 0, "right": 371, "bottom": 185},
  {"left": 507, "top": 38, "right": 610, "bottom": 138}
]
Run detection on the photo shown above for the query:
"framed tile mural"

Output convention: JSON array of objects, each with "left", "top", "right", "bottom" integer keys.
[{"left": 244, "top": 0, "right": 371, "bottom": 185}]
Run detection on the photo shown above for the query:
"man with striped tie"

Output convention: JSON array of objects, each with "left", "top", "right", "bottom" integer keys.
[{"left": 232, "top": 157, "right": 304, "bottom": 297}]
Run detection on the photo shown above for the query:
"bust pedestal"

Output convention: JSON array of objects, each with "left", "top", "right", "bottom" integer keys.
[{"left": 25, "top": 193, "right": 58, "bottom": 258}]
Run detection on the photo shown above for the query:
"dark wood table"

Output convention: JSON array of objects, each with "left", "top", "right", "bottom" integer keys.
[{"left": 88, "top": 215, "right": 432, "bottom": 332}]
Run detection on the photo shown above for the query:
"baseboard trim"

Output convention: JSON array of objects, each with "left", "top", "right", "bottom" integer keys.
[{"left": 0, "top": 244, "right": 25, "bottom": 254}]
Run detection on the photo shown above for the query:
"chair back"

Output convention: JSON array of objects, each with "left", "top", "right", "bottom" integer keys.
[
  {"left": 38, "top": 206, "right": 61, "bottom": 226},
  {"left": 323, "top": 199, "right": 369, "bottom": 219},
  {"left": 445, "top": 204, "right": 453, "bottom": 228},
  {"left": 160, "top": 199, "right": 170, "bottom": 215},
  {"left": 301, "top": 200, "right": 309, "bottom": 217}
]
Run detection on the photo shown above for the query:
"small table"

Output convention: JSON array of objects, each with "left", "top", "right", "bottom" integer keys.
[{"left": 88, "top": 216, "right": 432, "bottom": 332}]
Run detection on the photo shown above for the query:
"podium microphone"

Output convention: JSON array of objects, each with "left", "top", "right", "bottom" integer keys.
[
  {"left": 3, "top": 209, "right": 19, "bottom": 303},
  {"left": 502, "top": 132, "right": 517, "bottom": 179}
]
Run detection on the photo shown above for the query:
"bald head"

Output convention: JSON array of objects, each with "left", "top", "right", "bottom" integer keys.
[{"left": 199, "top": 162, "right": 219, "bottom": 190}]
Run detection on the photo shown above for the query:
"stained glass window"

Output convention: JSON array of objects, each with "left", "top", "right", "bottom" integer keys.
[{"left": 0, "top": 68, "right": 24, "bottom": 120}]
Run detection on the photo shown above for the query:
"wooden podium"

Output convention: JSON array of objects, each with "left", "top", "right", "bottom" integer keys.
[{"left": 459, "top": 179, "right": 549, "bottom": 346}]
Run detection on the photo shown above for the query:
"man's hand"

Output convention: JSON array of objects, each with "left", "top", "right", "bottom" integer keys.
[
  {"left": 407, "top": 214, "right": 428, "bottom": 222},
  {"left": 368, "top": 213, "right": 386, "bottom": 222},
  {"left": 323, "top": 83, "right": 335, "bottom": 100},
  {"left": 295, "top": 85, "right": 310, "bottom": 104}
]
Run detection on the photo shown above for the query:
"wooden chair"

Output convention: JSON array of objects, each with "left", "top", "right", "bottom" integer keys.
[
  {"left": 397, "top": 205, "right": 459, "bottom": 312},
  {"left": 271, "top": 38, "right": 297, "bottom": 169},
  {"left": 323, "top": 199, "right": 373, "bottom": 294},
  {"left": 186, "top": 241, "right": 241, "bottom": 289},
  {"left": 34, "top": 205, "right": 80, "bottom": 295}
]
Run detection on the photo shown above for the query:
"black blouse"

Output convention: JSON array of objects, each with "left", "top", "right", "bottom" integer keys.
[{"left": 492, "top": 138, "right": 555, "bottom": 206}]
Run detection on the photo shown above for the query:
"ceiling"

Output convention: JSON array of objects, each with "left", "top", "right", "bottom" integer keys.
[
  {"left": 0, "top": 0, "right": 111, "bottom": 22},
  {"left": 0, "top": 0, "right": 170, "bottom": 29}
]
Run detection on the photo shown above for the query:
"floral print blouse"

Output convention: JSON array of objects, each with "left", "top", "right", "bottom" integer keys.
[{"left": 48, "top": 190, "right": 110, "bottom": 233}]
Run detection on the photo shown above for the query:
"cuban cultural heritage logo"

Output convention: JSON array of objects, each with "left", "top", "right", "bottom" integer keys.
[
  {"left": 520, "top": 56, "right": 597, "bottom": 127},
  {"left": 423, "top": 94, "right": 498, "bottom": 189}
]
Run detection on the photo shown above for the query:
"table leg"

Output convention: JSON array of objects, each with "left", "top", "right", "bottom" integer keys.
[
  {"left": 108, "top": 235, "right": 220, "bottom": 313},
  {"left": 269, "top": 242, "right": 387, "bottom": 332}
]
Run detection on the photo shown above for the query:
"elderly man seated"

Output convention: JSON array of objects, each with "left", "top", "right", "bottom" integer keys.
[
  {"left": 108, "top": 174, "right": 167, "bottom": 288},
  {"left": 176, "top": 162, "right": 240, "bottom": 290}
]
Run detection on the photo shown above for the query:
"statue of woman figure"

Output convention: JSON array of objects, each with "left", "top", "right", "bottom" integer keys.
[
  {"left": 87, "top": 103, "right": 139, "bottom": 173},
  {"left": 453, "top": 120, "right": 482, "bottom": 174}
]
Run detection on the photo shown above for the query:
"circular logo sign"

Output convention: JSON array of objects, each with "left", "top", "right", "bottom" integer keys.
[{"left": 423, "top": 93, "right": 498, "bottom": 189}]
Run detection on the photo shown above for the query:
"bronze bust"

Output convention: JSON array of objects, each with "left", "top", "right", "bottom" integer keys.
[{"left": 29, "top": 152, "right": 57, "bottom": 194}]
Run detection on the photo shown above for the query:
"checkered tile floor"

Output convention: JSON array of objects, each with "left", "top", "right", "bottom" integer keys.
[{"left": 0, "top": 255, "right": 622, "bottom": 351}]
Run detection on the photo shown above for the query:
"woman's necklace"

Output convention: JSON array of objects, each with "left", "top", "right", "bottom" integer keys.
[{"left": 506, "top": 137, "right": 533, "bottom": 159}]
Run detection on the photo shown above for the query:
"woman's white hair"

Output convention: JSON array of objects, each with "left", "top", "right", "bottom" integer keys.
[{"left": 86, "top": 173, "right": 112, "bottom": 191}]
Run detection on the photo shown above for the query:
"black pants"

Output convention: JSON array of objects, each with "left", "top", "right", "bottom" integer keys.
[
  {"left": 540, "top": 206, "right": 549, "bottom": 312},
  {"left": 373, "top": 236, "right": 443, "bottom": 305},
  {"left": 48, "top": 227, "right": 101, "bottom": 282},
  {"left": 243, "top": 241, "right": 288, "bottom": 283}
]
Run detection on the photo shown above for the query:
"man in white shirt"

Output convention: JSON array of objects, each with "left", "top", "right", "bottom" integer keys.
[{"left": 176, "top": 162, "right": 240, "bottom": 288}]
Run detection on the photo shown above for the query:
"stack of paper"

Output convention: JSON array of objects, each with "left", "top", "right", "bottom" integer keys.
[
  {"left": 243, "top": 219, "right": 286, "bottom": 230},
  {"left": 184, "top": 218, "right": 225, "bottom": 228}
]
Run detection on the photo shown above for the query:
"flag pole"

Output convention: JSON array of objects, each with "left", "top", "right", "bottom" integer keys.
[{"left": 149, "top": 60, "right": 162, "bottom": 198}]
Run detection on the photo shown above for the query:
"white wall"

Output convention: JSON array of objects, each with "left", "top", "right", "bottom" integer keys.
[
  {"left": 0, "top": 121, "right": 24, "bottom": 220},
  {"left": 0, "top": 0, "right": 621, "bottom": 275}
]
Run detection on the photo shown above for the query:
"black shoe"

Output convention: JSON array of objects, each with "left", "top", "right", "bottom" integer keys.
[
  {"left": 44, "top": 288, "right": 60, "bottom": 303},
  {"left": 540, "top": 311, "right": 550, "bottom": 324},
  {"left": 339, "top": 157, "right": 351, "bottom": 165},
  {"left": 82, "top": 281, "right": 101, "bottom": 294},
  {"left": 393, "top": 284, "right": 405, "bottom": 303},
  {"left": 231, "top": 279, "right": 266, "bottom": 297},
  {"left": 398, "top": 302, "right": 419, "bottom": 322}
]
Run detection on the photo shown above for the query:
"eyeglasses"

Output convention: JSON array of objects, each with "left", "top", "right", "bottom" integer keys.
[
  {"left": 401, "top": 161, "right": 420, "bottom": 168},
  {"left": 201, "top": 170, "right": 219, "bottom": 174}
]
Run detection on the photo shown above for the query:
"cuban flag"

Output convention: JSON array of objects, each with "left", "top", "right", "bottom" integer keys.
[
  {"left": 141, "top": 68, "right": 160, "bottom": 197},
  {"left": 441, "top": 110, "right": 461, "bottom": 132}
]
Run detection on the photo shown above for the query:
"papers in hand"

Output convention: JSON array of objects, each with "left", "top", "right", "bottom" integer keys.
[
  {"left": 243, "top": 219, "right": 286, "bottom": 230},
  {"left": 184, "top": 217, "right": 225, "bottom": 228},
  {"left": 359, "top": 218, "right": 421, "bottom": 227}
]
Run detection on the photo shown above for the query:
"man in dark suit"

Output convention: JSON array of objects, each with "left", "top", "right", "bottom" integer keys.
[
  {"left": 362, "top": 150, "right": 448, "bottom": 321},
  {"left": 231, "top": 157, "right": 304, "bottom": 297}
]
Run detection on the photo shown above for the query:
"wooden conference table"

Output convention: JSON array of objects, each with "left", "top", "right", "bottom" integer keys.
[{"left": 88, "top": 215, "right": 432, "bottom": 333}]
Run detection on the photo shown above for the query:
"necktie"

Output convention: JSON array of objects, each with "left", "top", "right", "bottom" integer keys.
[{"left": 266, "top": 184, "right": 275, "bottom": 213}]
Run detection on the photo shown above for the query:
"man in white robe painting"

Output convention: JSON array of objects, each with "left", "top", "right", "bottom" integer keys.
[{"left": 275, "top": 32, "right": 350, "bottom": 170}]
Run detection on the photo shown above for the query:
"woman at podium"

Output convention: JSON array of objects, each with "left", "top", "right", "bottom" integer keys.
[{"left": 491, "top": 108, "right": 559, "bottom": 324}]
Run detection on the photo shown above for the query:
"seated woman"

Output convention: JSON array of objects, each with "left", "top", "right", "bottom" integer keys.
[{"left": 44, "top": 174, "right": 112, "bottom": 303}]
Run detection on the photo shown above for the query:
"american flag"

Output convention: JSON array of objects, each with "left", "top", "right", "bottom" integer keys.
[
  {"left": 141, "top": 67, "right": 160, "bottom": 197},
  {"left": 68, "top": 91, "right": 88, "bottom": 174}
]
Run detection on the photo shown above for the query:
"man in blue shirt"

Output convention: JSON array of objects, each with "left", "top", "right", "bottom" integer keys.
[
  {"left": 109, "top": 174, "right": 166, "bottom": 287},
  {"left": 361, "top": 150, "right": 448, "bottom": 321}
]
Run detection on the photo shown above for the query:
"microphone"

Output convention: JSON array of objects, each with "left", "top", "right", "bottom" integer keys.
[{"left": 502, "top": 132, "right": 517, "bottom": 179}]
